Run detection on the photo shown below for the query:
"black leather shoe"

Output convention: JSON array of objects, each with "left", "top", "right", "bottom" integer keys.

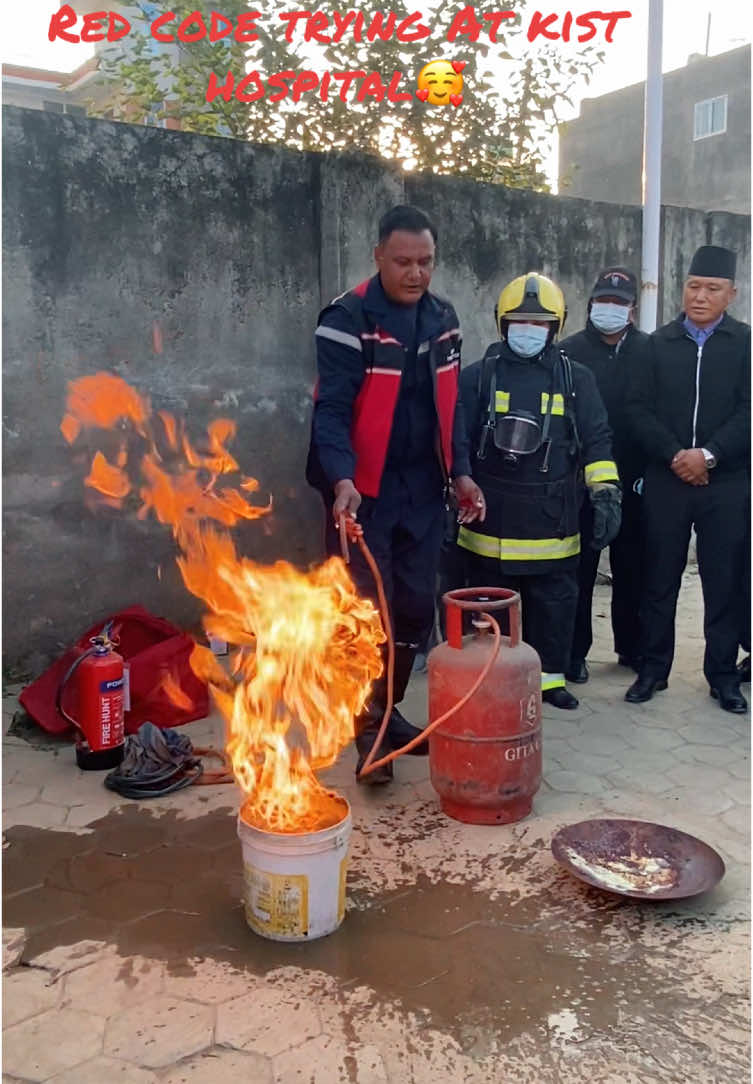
[
  {"left": 355, "top": 736, "right": 394, "bottom": 784},
  {"left": 566, "top": 660, "right": 589, "bottom": 684},
  {"left": 737, "top": 655, "right": 751, "bottom": 684},
  {"left": 710, "top": 686, "right": 748, "bottom": 714},
  {"left": 624, "top": 674, "right": 668, "bottom": 703},
  {"left": 617, "top": 654, "right": 642, "bottom": 672},
  {"left": 387, "top": 707, "right": 430, "bottom": 756},
  {"left": 542, "top": 687, "right": 579, "bottom": 710}
]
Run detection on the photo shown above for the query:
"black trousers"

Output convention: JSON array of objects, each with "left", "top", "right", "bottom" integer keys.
[
  {"left": 323, "top": 488, "right": 445, "bottom": 730},
  {"left": 463, "top": 552, "right": 578, "bottom": 681},
  {"left": 740, "top": 520, "right": 751, "bottom": 655},
  {"left": 639, "top": 466, "right": 750, "bottom": 685},
  {"left": 571, "top": 487, "right": 644, "bottom": 663}
]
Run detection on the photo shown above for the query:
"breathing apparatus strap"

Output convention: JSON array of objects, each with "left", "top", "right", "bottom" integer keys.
[
  {"left": 476, "top": 347, "right": 501, "bottom": 461},
  {"left": 559, "top": 349, "right": 581, "bottom": 455}
]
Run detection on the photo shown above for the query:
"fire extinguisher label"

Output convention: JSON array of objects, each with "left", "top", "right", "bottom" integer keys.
[{"left": 99, "top": 684, "right": 125, "bottom": 749}]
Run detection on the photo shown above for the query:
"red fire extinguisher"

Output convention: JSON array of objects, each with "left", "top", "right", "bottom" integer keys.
[{"left": 56, "top": 621, "right": 126, "bottom": 770}]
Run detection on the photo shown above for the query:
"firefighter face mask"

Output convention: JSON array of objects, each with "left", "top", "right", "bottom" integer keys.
[
  {"left": 493, "top": 410, "right": 542, "bottom": 456},
  {"left": 506, "top": 322, "right": 550, "bottom": 358}
]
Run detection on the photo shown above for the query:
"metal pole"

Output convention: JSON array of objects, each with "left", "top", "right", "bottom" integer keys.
[
  {"left": 705, "top": 12, "right": 711, "bottom": 55},
  {"left": 640, "top": 0, "right": 664, "bottom": 332}
]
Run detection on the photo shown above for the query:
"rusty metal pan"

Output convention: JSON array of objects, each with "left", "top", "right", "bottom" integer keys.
[{"left": 551, "top": 818, "right": 725, "bottom": 900}]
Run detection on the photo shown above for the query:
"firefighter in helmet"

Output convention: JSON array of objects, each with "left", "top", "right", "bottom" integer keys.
[{"left": 456, "top": 272, "right": 621, "bottom": 708}]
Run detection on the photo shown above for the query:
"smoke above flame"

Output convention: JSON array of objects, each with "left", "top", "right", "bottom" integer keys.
[{"left": 62, "top": 372, "right": 384, "bottom": 832}]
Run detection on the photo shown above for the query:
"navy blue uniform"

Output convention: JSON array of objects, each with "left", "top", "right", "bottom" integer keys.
[{"left": 308, "top": 275, "right": 470, "bottom": 730}]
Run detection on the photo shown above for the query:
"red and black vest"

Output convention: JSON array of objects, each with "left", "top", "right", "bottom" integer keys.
[{"left": 311, "top": 280, "right": 462, "bottom": 498}]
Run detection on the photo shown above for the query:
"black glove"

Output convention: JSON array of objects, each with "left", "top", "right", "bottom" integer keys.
[{"left": 589, "top": 485, "right": 622, "bottom": 550}]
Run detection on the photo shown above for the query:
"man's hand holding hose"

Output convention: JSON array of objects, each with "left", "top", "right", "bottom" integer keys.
[{"left": 332, "top": 478, "right": 361, "bottom": 524}]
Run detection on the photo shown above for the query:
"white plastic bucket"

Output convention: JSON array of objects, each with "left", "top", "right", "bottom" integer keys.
[{"left": 237, "top": 803, "right": 352, "bottom": 942}]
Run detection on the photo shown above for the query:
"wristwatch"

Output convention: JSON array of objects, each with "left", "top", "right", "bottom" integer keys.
[{"left": 701, "top": 448, "right": 717, "bottom": 469}]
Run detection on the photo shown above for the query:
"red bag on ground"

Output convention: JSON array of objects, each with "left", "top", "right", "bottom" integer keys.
[{"left": 19, "top": 605, "right": 210, "bottom": 736}]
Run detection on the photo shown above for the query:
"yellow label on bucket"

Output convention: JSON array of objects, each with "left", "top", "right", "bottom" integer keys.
[
  {"left": 243, "top": 864, "right": 308, "bottom": 938},
  {"left": 338, "top": 857, "right": 348, "bottom": 923}
]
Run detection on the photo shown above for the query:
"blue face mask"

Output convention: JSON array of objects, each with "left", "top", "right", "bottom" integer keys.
[
  {"left": 506, "top": 323, "right": 549, "bottom": 358},
  {"left": 590, "top": 301, "right": 631, "bottom": 334}
]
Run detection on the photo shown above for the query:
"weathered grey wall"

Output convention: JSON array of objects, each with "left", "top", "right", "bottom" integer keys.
[
  {"left": 559, "top": 45, "right": 751, "bottom": 215},
  {"left": 3, "top": 105, "right": 750, "bottom": 674}
]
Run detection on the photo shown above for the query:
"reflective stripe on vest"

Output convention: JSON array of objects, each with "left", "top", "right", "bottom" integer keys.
[
  {"left": 584, "top": 460, "right": 619, "bottom": 485},
  {"left": 540, "top": 391, "right": 565, "bottom": 415},
  {"left": 495, "top": 390, "right": 510, "bottom": 413},
  {"left": 542, "top": 672, "right": 566, "bottom": 690},
  {"left": 457, "top": 526, "right": 581, "bottom": 561}
]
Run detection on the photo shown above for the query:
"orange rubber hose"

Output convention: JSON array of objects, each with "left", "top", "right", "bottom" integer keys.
[{"left": 351, "top": 528, "right": 501, "bottom": 778}]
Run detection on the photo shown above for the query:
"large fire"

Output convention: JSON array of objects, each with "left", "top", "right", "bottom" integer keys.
[{"left": 61, "top": 372, "right": 384, "bottom": 832}]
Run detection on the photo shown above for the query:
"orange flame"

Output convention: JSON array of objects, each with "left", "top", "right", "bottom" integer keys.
[{"left": 64, "top": 372, "right": 383, "bottom": 833}]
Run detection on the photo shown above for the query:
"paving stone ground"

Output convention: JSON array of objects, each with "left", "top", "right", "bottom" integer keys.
[{"left": 2, "top": 565, "right": 750, "bottom": 1083}]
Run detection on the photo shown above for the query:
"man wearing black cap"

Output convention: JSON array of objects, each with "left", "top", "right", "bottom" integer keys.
[
  {"left": 561, "top": 267, "right": 649, "bottom": 683},
  {"left": 625, "top": 245, "right": 750, "bottom": 712}
]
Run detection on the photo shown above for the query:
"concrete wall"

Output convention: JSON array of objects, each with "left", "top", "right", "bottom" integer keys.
[
  {"left": 3, "top": 105, "right": 751, "bottom": 674},
  {"left": 559, "top": 45, "right": 751, "bottom": 215}
]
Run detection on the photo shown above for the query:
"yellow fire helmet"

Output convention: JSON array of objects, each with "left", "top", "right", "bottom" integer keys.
[{"left": 495, "top": 272, "right": 567, "bottom": 338}]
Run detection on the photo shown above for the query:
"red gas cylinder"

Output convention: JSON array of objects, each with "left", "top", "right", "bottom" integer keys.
[{"left": 428, "top": 588, "right": 542, "bottom": 825}]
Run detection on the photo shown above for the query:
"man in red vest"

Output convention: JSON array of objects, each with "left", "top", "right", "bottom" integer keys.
[{"left": 307, "top": 205, "right": 485, "bottom": 783}]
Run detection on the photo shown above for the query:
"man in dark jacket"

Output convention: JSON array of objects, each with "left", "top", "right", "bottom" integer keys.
[
  {"left": 625, "top": 245, "right": 750, "bottom": 712},
  {"left": 307, "top": 204, "right": 485, "bottom": 782},
  {"left": 457, "top": 271, "right": 620, "bottom": 710},
  {"left": 561, "top": 268, "right": 649, "bottom": 682}
]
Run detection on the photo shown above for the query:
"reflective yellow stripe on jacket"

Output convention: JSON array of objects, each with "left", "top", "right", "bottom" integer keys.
[
  {"left": 495, "top": 390, "right": 510, "bottom": 413},
  {"left": 584, "top": 460, "right": 619, "bottom": 485},
  {"left": 540, "top": 392, "right": 565, "bottom": 415},
  {"left": 457, "top": 527, "right": 581, "bottom": 561}
]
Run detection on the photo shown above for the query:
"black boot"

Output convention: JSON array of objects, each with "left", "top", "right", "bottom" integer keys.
[
  {"left": 386, "top": 642, "right": 430, "bottom": 755},
  {"left": 542, "top": 687, "right": 579, "bottom": 710},
  {"left": 355, "top": 728, "right": 393, "bottom": 785},
  {"left": 737, "top": 655, "right": 751, "bottom": 683},
  {"left": 566, "top": 659, "right": 589, "bottom": 683}
]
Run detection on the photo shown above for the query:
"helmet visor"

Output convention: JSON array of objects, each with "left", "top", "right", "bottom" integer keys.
[{"left": 493, "top": 413, "right": 542, "bottom": 454}]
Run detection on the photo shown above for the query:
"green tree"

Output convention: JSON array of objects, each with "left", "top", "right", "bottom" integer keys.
[{"left": 95, "top": 1, "right": 604, "bottom": 191}]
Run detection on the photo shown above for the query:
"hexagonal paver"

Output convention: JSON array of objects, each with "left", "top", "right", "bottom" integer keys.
[
  {"left": 565, "top": 731, "right": 631, "bottom": 756},
  {"left": 4, "top": 885, "right": 84, "bottom": 932},
  {"left": 544, "top": 771, "right": 610, "bottom": 797},
  {"left": 677, "top": 722, "right": 742, "bottom": 747},
  {"left": 620, "top": 727, "right": 684, "bottom": 753},
  {"left": 44, "top": 1057, "right": 158, "bottom": 1083},
  {"left": 3, "top": 967, "right": 61, "bottom": 1029},
  {"left": 272, "top": 1035, "right": 388, "bottom": 1084},
  {"left": 3, "top": 803, "right": 68, "bottom": 830},
  {"left": 86, "top": 878, "right": 170, "bottom": 922},
  {"left": 104, "top": 996, "right": 214, "bottom": 1069},
  {"left": 161, "top": 1047, "right": 273, "bottom": 1083},
  {"left": 2, "top": 783, "right": 40, "bottom": 810},
  {"left": 605, "top": 768, "right": 675, "bottom": 797},
  {"left": 667, "top": 762, "right": 739, "bottom": 791},
  {"left": 63, "top": 955, "right": 164, "bottom": 1017},
  {"left": 216, "top": 985, "right": 321, "bottom": 1056},
  {"left": 160, "top": 960, "right": 258, "bottom": 1004},
  {"left": 3, "top": 1007, "right": 105, "bottom": 1081}
]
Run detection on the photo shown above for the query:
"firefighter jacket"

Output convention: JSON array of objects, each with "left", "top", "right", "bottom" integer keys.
[
  {"left": 560, "top": 321, "right": 649, "bottom": 486},
  {"left": 457, "top": 340, "right": 619, "bottom": 574},
  {"left": 306, "top": 275, "right": 471, "bottom": 500},
  {"left": 626, "top": 312, "right": 750, "bottom": 478}
]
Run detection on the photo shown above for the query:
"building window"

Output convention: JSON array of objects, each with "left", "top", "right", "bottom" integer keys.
[
  {"left": 43, "top": 100, "right": 65, "bottom": 113},
  {"left": 693, "top": 95, "right": 727, "bottom": 140}
]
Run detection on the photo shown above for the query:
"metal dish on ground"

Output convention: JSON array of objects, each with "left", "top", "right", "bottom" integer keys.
[{"left": 551, "top": 818, "right": 725, "bottom": 900}]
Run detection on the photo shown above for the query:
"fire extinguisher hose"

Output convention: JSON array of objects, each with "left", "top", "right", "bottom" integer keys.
[{"left": 338, "top": 515, "right": 502, "bottom": 779}]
